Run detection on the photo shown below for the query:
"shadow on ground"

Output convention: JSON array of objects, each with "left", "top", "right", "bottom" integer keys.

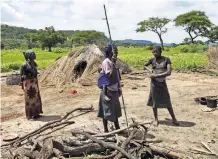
[
  {"left": 34, "top": 115, "right": 62, "bottom": 122},
  {"left": 159, "top": 118, "right": 196, "bottom": 127}
]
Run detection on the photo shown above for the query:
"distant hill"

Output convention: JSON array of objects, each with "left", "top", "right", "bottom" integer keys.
[
  {"left": 1, "top": 24, "right": 78, "bottom": 40},
  {"left": 1, "top": 24, "right": 38, "bottom": 39},
  {"left": 115, "top": 39, "right": 153, "bottom": 46}
]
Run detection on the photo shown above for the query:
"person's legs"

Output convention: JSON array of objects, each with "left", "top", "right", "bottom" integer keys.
[
  {"left": 153, "top": 108, "right": 159, "bottom": 126},
  {"left": 167, "top": 107, "right": 179, "bottom": 126},
  {"left": 103, "top": 119, "right": 109, "bottom": 132},
  {"left": 114, "top": 118, "right": 120, "bottom": 130}
]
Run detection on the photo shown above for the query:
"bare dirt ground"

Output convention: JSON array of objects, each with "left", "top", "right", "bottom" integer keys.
[{"left": 1, "top": 72, "right": 218, "bottom": 158}]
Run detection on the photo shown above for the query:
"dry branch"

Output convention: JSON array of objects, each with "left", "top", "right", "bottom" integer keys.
[
  {"left": 93, "top": 121, "right": 151, "bottom": 138},
  {"left": 89, "top": 134, "right": 121, "bottom": 159},
  {"left": 53, "top": 148, "right": 65, "bottom": 159},
  {"left": 72, "top": 131, "right": 136, "bottom": 159},
  {"left": 37, "top": 139, "right": 53, "bottom": 159},
  {"left": 12, "top": 147, "right": 39, "bottom": 159},
  {"left": 35, "top": 122, "right": 72, "bottom": 139},
  {"left": 2, "top": 106, "right": 93, "bottom": 147},
  {"left": 193, "top": 147, "right": 214, "bottom": 155},
  {"left": 149, "top": 144, "right": 186, "bottom": 158},
  {"left": 25, "top": 121, "right": 75, "bottom": 147},
  {"left": 53, "top": 140, "right": 106, "bottom": 156},
  {"left": 114, "top": 129, "right": 138, "bottom": 159},
  {"left": 201, "top": 141, "right": 218, "bottom": 157}
]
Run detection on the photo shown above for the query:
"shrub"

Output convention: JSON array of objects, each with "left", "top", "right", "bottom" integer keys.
[
  {"left": 164, "top": 47, "right": 170, "bottom": 52},
  {"left": 8, "top": 63, "right": 21, "bottom": 70},
  {"left": 180, "top": 44, "right": 209, "bottom": 53},
  {"left": 1, "top": 67, "right": 10, "bottom": 72},
  {"left": 145, "top": 45, "right": 153, "bottom": 50},
  {"left": 52, "top": 48, "right": 67, "bottom": 53},
  {"left": 180, "top": 47, "right": 189, "bottom": 53}
]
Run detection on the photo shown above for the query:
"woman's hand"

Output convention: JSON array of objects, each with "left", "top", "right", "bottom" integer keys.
[
  {"left": 118, "top": 88, "right": 122, "bottom": 97},
  {"left": 98, "top": 65, "right": 102, "bottom": 73},
  {"left": 150, "top": 74, "right": 157, "bottom": 79},
  {"left": 144, "top": 66, "right": 152, "bottom": 73}
]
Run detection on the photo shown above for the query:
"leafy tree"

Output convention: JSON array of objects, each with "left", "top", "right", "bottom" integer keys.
[
  {"left": 37, "top": 26, "right": 66, "bottom": 52},
  {"left": 26, "top": 33, "right": 39, "bottom": 49},
  {"left": 71, "top": 30, "right": 105, "bottom": 46},
  {"left": 174, "top": 11, "right": 213, "bottom": 43},
  {"left": 207, "top": 26, "right": 218, "bottom": 43},
  {"left": 136, "top": 17, "right": 170, "bottom": 50}
]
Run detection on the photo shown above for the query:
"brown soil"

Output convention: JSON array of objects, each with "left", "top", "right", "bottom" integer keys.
[{"left": 1, "top": 71, "right": 218, "bottom": 158}]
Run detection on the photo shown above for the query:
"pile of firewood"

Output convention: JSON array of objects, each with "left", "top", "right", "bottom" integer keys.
[{"left": 1, "top": 106, "right": 186, "bottom": 159}]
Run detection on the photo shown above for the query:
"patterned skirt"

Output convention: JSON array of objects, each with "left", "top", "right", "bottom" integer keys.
[{"left": 23, "top": 78, "right": 43, "bottom": 118}]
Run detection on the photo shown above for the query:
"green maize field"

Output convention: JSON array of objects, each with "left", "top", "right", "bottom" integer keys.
[{"left": 1, "top": 45, "right": 208, "bottom": 73}]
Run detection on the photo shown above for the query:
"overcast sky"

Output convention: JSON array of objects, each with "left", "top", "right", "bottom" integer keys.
[{"left": 1, "top": 0, "right": 218, "bottom": 43}]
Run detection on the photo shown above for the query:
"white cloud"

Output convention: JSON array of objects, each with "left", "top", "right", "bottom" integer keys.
[
  {"left": 1, "top": 0, "right": 218, "bottom": 43},
  {"left": 1, "top": 2, "right": 24, "bottom": 21}
]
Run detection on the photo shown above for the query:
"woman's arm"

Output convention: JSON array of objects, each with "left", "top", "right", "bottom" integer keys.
[
  {"left": 144, "top": 60, "right": 152, "bottom": 73},
  {"left": 155, "top": 64, "right": 172, "bottom": 78}
]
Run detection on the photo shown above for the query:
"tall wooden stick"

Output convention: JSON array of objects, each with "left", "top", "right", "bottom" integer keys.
[{"left": 103, "top": 4, "right": 129, "bottom": 136}]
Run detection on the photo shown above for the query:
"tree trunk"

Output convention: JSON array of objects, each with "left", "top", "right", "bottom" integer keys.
[
  {"left": 158, "top": 34, "right": 164, "bottom": 50},
  {"left": 48, "top": 46, "right": 52, "bottom": 52},
  {"left": 188, "top": 29, "right": 195, "bottom": 44}
]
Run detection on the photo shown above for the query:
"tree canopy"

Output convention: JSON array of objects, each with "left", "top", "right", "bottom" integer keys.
[
  {"left": 136, "top": 17, "right": 170, "bottom": 50},
  {"left": 174, "top": 10, "right": 213, "bottom": 43},
  {"left": 71, "top": 30, "right": 106, "bottom": 46},
  {"left": 207, "top": 26, "right": 218, "bottom": 43},
  {"left": 37, "top": 26, "right": 66, "bottom": 51}
]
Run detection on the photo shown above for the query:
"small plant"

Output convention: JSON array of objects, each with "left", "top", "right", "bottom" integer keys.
[
  {"left": 180, "top": 44, "right": 209, "bottom": 53},
  {"left": 180, "top": 47, "right": 189, "bottom": 53},
  {"left": 164, "top": 47, "right": 170, "bottom": 52},
  {"left": 8, "top": 63, "right": 21, "bottom": 70},
  {"left": 145, "top": 45, "right": 153, "bottom": 50}
]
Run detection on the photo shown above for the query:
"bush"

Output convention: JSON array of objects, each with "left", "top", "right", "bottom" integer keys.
[
  {"left": 164, "top": 47, "right": 170, "bottom": 52},
  {"left": 180, "top": 47, "right": 189, "bottom": 53},
  {"left": 1, "top": 67, "right": 10, "bottom": 72},
  {"left": 8, "top": 63, "right": 21, "bottom": 70},
  {"left": 180, "top": 44, "right": 209, "bottom": 53},
  {"left": 52, "top": 48, "right": 69, "bottom": 53},
  {"left": 145, "top": 45, "right": 153, "bottom": 50}
]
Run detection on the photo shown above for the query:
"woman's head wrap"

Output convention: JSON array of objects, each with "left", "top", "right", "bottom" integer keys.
[
  {"left": 23, "top": 50, "right": 36, "bottom": 60},
  {"left": 104, "top": 43, "right": 117, "bottom": 58}
]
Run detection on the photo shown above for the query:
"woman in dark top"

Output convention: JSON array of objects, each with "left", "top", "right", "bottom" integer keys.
[
  {"left": 144, "top": 46, "right": 179, "bottom": 126},
  {"left": 20, "top": 50, "right": 43, "bottom": 120}
]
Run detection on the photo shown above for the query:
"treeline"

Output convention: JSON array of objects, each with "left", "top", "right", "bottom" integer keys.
[
  {"left": 1, "top": 24, "right": 153, "bottom": 51},
  {"left": 1, "top": 25, "right": 110, "bottom": 51},
  {"left": 136, "top": 10, "right": 218, "bottom": 50}
]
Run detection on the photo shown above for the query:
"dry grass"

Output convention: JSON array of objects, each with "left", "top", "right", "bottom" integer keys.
[{"left": 207, "top": 45, "right": 218, "bottom": 69}]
